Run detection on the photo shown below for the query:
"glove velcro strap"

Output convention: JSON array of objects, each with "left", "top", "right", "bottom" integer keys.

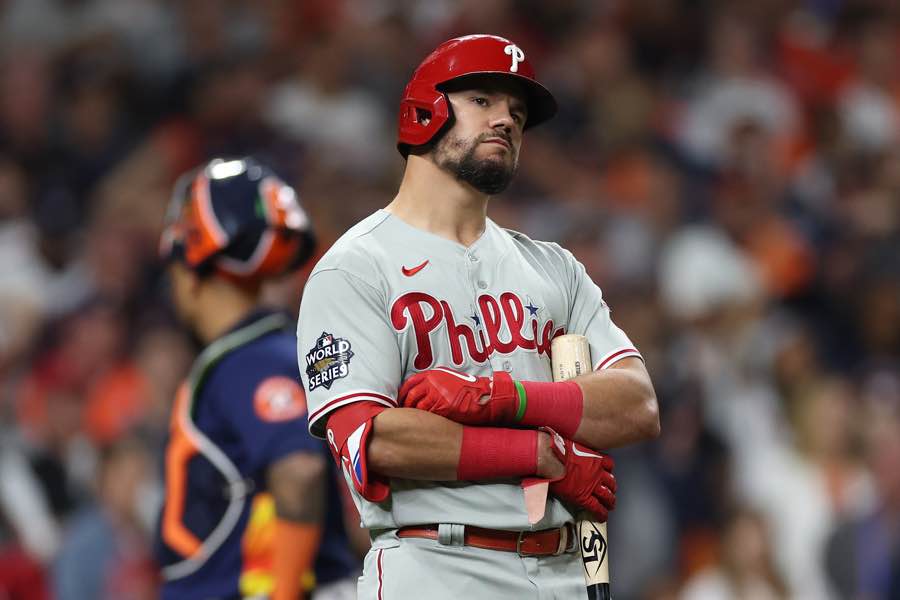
[{"left": 489, "top": 371, "right": 521, "bottom": 422}]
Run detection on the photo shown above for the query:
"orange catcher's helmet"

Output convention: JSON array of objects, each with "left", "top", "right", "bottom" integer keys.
[
  {"left": 396, "top": 34, "right": 557, "bottom": 156},
  {"left": 159, "top": 157, "right": 316, "bottom": 282}
]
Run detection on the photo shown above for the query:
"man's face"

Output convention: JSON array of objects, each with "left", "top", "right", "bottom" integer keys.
[
  {"left": 431, "top": 77, "right": 529, "bottom": 195},
  {"left": 167, "top": 261, "right": 197, "bottom": 324}
]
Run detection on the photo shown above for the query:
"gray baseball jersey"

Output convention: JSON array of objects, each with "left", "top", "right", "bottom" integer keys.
[{"left": 297, "top": 209, "right": 640, "bottom": 532}]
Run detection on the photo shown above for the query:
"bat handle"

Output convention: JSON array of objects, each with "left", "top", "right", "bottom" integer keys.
[
  {"left": 578, "top": 514, "right": 611, "bottom": 599},
  {"left": 587, "top": 583, "right": 611, "bottom": 600}
]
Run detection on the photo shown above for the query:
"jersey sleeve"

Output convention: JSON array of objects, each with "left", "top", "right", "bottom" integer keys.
[
  {"left": 202, "top": 354, "right": 320, "bottom": 474},
  {"left": 297, "top": 267, "right": 401, "bottom": 439},
  {"left": 563, "top": 249, "right": 642, "bottom": 370}
]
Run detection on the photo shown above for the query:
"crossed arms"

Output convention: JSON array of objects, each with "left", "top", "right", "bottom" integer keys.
[{"left": 325, "top": 357, "right": 659, "bottom": 519}]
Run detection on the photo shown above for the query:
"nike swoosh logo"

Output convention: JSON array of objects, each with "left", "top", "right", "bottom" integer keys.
[
  {"left": 572, "top": 446, "right": 605, "bottom": 459},
  {"left": 401, "top": 260, "right": 429, "bottom": 277},
  {"left": 432, "top": 367, "right": 477, "bottom": 382},
  {"left": 327, "top": 429, "right": 339, "bottom": 455}
]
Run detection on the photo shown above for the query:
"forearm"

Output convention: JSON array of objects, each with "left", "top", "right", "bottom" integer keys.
[
  {"left": 267, "top": 453, "right": 326, "bottom": 600},
  {"left": 268, "top": 453, "right": 326, "bottom": 521},
  {"left": 571, "top": 358, "right": 659, "bottom": 449},
  {"left": 368, "top": 407, "right": 563, "bottom": 481},
  {"left": 369, "top": 408, "right": 462, "bottom": 480}
]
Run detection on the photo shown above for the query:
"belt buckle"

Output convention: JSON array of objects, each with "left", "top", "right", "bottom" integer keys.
[
  {"left": 557, "top": 523, "right": 574, "bottom": 555},
  {"left": 517, "top": 529, "right": 562, "bottom": 557}
]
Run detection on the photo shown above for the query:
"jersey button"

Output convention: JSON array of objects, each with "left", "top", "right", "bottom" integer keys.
[
  {"left": 477, "top": 280, "right": 488, "bottom": 290},
  {"left": 469, "top": 254, "right": 479, "bottom": 262}
]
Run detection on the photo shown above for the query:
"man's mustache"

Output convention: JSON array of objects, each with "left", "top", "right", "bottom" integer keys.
[{"left": 478, "top": 132, "right": 512, "bottom": 146}]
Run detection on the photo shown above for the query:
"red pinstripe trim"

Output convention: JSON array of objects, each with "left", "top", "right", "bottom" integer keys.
[
  {"left": 310, "top": 391, "right": 396, "bottom": 421},
  {"left": 595, "top": 348, "right": 642, "bottom": 370},
  {"left": 377, "top": 548, "right": 384, "bottom": 600},
  {"left": 307, "top": 392, "right": 397, "bottom": 438}
]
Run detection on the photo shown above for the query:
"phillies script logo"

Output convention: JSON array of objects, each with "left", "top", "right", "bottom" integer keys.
[{"left": 390, "top": 292, "right": 563, "bottom": 369}]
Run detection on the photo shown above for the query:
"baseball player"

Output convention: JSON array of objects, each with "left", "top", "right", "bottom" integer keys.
[
  {"left": 155, "top": 157, "right": 359, "bottom": 600},
  {"left": 297, "top": 35, "right": 660, "bottom": 599}
]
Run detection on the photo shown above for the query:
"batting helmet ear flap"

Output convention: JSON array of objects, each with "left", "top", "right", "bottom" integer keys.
[{"left": 397, "top": 81, "right": 450, "bottom": 155}]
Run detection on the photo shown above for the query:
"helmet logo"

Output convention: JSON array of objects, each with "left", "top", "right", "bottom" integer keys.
[{"left": 504, "top": 44, "right": 525, "bottom": 73}]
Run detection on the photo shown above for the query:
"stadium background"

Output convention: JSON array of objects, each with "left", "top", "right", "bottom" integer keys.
[{"left": 0, "top": 0, "right": 898, "bottom": 598}]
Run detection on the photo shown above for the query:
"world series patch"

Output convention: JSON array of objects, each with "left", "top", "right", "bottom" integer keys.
[{"left": 305, "top": 332, "right": 354, "bottom": 391}]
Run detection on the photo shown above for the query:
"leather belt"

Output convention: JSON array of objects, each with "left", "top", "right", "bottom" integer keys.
[{"left": 397, "top": 523, "right": 575, "bottom": 556}]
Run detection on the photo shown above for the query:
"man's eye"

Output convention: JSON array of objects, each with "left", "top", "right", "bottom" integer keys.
[
  {"left": 511, "top": 113, "right": 523, "bottom": 123},
  {"left": 472, "top": 97, "right": 488, "bottom": 106}
]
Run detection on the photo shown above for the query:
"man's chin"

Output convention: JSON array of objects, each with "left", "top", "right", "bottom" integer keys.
[{"left": 465, "top": 163, "right": 515, "bottom": 194}]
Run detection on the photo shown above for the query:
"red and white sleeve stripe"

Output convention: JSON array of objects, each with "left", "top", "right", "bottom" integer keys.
[{"left": 594, "top": 347, "right": 643, "bottom": 371}]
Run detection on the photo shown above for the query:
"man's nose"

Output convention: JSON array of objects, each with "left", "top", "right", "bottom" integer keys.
[{"left": 489, "top": 109, "right": 514, "bottom": 132}]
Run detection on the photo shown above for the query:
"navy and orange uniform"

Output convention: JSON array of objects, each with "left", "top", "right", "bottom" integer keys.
[{"left": 155, "top": 309, "right": 357, "bottom": 599}]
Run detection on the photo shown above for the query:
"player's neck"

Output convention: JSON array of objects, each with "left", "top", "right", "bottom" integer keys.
[
  {"left": 192, "top": 279, "right": 260, "bottom": 344},
  {"left": 387, "top": 155, "right": 488, "bottom": 247}
]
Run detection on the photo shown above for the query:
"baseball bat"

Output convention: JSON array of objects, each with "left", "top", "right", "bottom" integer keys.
[{"left": 551, "top": 334, "right": 611, "bottom": 600}]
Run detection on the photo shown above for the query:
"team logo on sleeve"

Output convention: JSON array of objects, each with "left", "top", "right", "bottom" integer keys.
[
  {"left": 305, "top": 332, "right": 354, "bottom": 391},
  {"left": 253, "top": 376, "right": 307, "bottom": 422}
]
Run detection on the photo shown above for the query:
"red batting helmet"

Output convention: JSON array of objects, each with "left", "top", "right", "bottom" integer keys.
[
  {"left": 397, "top": 34, "right": 557, "bottom": 156},
  {"left": 159, "top": 157, "right": 316, "bottom": 282}
]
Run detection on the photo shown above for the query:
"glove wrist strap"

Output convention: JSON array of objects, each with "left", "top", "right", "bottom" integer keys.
[
  {"left": 517, "top": 380, "right": 584, "bottom": 439},
  {"left": 457, "top": 427, "right": 538, "bottom": 481}
]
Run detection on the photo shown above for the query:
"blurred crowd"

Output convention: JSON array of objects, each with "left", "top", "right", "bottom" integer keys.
[{"left": 0, "top": 0, "right": 898, "bottom": 598}]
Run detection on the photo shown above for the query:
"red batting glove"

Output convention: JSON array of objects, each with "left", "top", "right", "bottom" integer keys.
[
  {"left": 545, "top": 429, "right": 616, "bottom": 522},
  {"left": 399, "top": 367, "right": 519, "bottom": 425}
]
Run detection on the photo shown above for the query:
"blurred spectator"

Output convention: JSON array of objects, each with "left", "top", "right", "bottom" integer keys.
[
  {"left": 652, "top": 391, "right": 732, "bottom": 579},
  {"left": 0, "top": 157, "right": 47, "bottom": 368},
  {"left": 0, "top": 48, "right": 53, "bottom": 165},
  {"left": 0, "top": 542, "right": 50, "bottom": 600},
  {"left": 551, "top": 22, "right": 658, "bottom": 158},
  {"left": 264, "top": 31, "right": 391, "bottom": 177},
  {"left": 675, "top": 9, "right": 801, "bottom": 172},
  {"left": 0, "top": 433, "right": 60, "bottom": 563},
  {"left": 680, "top": 506, "right": 789, "bottom": 600},
  {"left": 84, "top": 323, "right": 192, "bottom": 450},
  {"left": 742, "top": 376, "right": 872, "bottom": 599},
  {"left": 658, "top": 224, "right": 763, "bottom": 323},
  {"left": 53, "top": 436, "right": 158, "bottom": 600},
  {"left": 825, "top": 406, "right": 900, "bottom": 599},
  {"left": 836, "top": 10, "right": 900, "bottom": 153},
  {"left": 15, "top": 300, "right": 131, "bottom": 517}
]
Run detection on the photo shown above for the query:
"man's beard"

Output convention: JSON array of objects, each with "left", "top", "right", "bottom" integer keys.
[{"left": 435, "top": 133, "right": 517, "bottom": 195}]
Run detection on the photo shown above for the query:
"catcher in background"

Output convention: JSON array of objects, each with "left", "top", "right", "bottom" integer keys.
[
  {"left": 155, "top": 157, "right": 359, "bottom": 600},
  {"left": 297, "top": 35, "right": 659, "bottom": 599}
]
